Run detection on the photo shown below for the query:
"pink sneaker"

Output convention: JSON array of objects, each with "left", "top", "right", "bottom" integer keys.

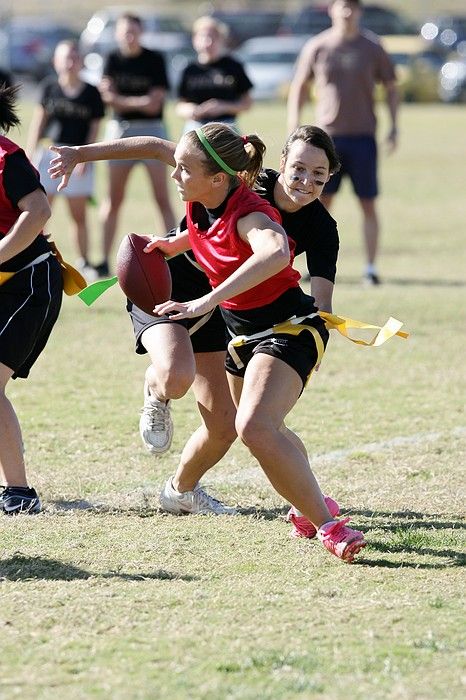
[
  {"left": 317, "top": 517, "right": 366, "bottom": 563},
  {"left": 286, "top": 496, "right": 340, "bottom": 539}
]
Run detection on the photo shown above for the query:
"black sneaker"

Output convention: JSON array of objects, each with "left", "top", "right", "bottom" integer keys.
[
  {"left": 0, "top": 486, "right": 41, "bottom": 515},
  {"left": 94, "top": 260, "right": 110, "bottom": 277},
  {"left": 363, "top": 272, "right": 381, "bottom": 286}
]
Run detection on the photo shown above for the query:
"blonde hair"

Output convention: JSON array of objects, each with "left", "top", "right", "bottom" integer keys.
[
  {"left": 186, "top": 122, "right": 266, "bottom": 189},
  {"left": 192, "top": 16, "right": 229, "bottom": 40}
]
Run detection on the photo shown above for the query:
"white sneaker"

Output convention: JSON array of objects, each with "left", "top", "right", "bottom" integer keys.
[
  {"left": 160, "top": 477, "right": 237, "bottom": 515},
  {"left": 139, "top": 382, "right": 173, "bottom": 454}
]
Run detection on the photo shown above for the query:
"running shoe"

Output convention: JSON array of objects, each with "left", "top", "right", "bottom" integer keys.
[
  {"left": 317, "top": 517, "right": 366, "bottom": 563},
  {"left": 139, "top": 382, "right": 173, "bottom": 454},
  {"left": 286, "top": 495, "right": 340, "bottom": 538},
  {"left": 0, "top": 486, "right": 41, "bottom": 515},
  {"left": 160, "top": 477, "right": 237, "bottom": 515}
]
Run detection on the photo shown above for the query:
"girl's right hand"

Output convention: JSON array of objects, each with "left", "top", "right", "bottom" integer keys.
[
  {"left": 143, "top": 236, "right": 174, "bottom": 257},
  {"left": 48, "top": 145, "right": 79, "bottom": 191}
]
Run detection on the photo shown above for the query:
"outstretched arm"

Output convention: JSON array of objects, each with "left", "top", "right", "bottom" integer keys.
[{"left": 48, "top": 136, "right": 176, "bottom": 191}]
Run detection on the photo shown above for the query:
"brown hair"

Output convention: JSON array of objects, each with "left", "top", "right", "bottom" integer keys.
[
  {"left": 186, "top": 122, "right": 266, "bottom": 189},
  {"left": 282, "top": 125, "right": 341, "bottom": 174},
  {"left": 0, "top": 85, "right": 21, "bottom": 133}
]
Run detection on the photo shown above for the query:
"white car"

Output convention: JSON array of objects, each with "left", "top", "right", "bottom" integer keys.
[{"left": 235, "top": 36, "right": 308, "bottom": 100}]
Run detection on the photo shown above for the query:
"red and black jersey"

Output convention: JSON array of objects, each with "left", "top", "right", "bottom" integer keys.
[{"left": 186, "top": 182, "right": 300, "bottom": 310}]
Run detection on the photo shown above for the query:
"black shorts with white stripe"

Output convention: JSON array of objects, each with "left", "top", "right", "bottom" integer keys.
[{"left": 0, "top": 257, "right": 63, "bottom": 378}]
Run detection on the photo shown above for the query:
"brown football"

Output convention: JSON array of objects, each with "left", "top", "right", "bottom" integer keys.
[{"left": 116, "top": 233, "right": 172, "bottom": 315}]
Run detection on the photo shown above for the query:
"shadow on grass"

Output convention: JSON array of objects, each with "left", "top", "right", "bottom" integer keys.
[
  {"left": 48, "top": 499, "right": 161, "bottom": 518},
  {"left": 346, "top": 508, "right": 466, "bottom": 532},
  {"left": 353, "top": 557, "right": 462, "bottom": 569},
  {"left": 0, "top": 555, "right": 199, "bottom": 582},
  {"left": 237, "top": 506, "right": 289, "bottom": 520}
]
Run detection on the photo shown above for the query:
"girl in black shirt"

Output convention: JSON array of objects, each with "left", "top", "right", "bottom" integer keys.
[
  {"left": 27, "top": 40, "right": 104, "bottom": 279},
  {"left": 176, "top": 16, "right": 253, "bottom": 133}
]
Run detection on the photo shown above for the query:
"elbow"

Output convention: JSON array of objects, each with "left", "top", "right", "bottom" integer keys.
[
  {"left": 271, "top": 246, "right": 290, "bottom": 274},
  {"left": 38, "top": 201, "right": 52, "bottom": 228}
]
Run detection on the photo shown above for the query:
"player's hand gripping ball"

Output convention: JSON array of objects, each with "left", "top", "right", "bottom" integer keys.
[{"left": 116, "top": 233, "right": 172, "bottom": 316}]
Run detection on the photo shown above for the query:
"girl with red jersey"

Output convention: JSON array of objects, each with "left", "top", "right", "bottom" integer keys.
[
  {"left": 50, "top": 122, "right": 366, "bottom": 562},
  {"left": 150, "top": 123, "right": 365, "bottom": 562},
  {"left": 0, "top": 86, "right": 63, "bottom": 515}
]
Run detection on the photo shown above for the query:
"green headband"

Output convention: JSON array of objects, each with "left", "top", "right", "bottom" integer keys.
[{"left": 195, "top": 128, "right": 238, "bottom": 177}]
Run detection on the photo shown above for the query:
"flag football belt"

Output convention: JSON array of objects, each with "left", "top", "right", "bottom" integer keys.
[
  {"left": 228, "top": 312, "right": 408, "bottom": 379},
  {"left": 228, "top": 313, "right": 325, "bottom": 385},
  {"left": 0, "top": 242, "right": 87, "bottom": 296}
]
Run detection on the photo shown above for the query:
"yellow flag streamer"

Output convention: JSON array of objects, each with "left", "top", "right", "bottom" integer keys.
[
  {"left": 318, "top": 311, "right": 409, "bottom": 346},
  {"left": 48, "top": 242, "right": 88, "bottom": 296},
  {"left": 0, "top": 271, "right": 15, "bottom": 286}
]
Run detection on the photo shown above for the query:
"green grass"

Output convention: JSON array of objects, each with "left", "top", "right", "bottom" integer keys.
[{"left": 1, "top": 100, "right": 465, "bottom": 699}]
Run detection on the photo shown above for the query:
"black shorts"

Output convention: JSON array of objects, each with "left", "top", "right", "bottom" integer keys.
[
  {"left": 0, "top": 256, "right": 63, "bottom": 378},
  {"left": 222, "top": 287, "right": 329, "bottom": 388},
  {"left": 127, "top": 247, "right": 227, "bottom": 354},
  {"left": 128, "top": 301, "right": 227, "bottom": 354}
]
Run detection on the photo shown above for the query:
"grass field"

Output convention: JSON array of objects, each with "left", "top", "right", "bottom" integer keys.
[{"left": 1, "top": 100, "right": 465, "bottom": 699}]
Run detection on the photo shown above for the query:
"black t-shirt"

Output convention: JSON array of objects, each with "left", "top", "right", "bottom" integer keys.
[
  {"left": 258, "top": 169, "right": 339, "bottom": 283},
  {"left": 0, "top": 151, "right": 50, "bottom": 272},
  {"left": 104, "top": 47, "right": 169, "bottom": 120},
  {"left": 177, "top": 56, "right": 253, "bottom": 120},
  {"left": 39, "top": 78, "right": 105, "bottom": 145}
]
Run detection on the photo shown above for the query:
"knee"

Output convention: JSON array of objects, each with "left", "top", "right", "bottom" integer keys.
[
  {"left": 206, "top": 413, "right": 237, "bottom": 446},
  {"left": 147, "top": 365, "right": 194, "bottom": 400},
  {"left": 235, "top": 414, "right": 267, "bottom": 452}
]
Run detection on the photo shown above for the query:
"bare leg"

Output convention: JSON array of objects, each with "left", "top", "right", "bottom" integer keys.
[
  {"left": 0, "top": 363, "right": 27, "bottom": 487},
  {"left": 67, "top": 195, "right": 89, "bottom": 261},
  {"left": 145, "top": 160, "right": 176, "bottom": 232},
  {"left": 142, "top": 323, "right": 195, "bottom": 402},
  {"left": 173, "top": 351, "right": 236, "bottom": 492},
  {"left": 359, "top": 197, "right": 379, "bottom": 267},
  {"left": 100, "top": 163, "right": 132, "bottom": 261},
  {"left": 229, "top": 354, "right": 332, "bottom": 528}
]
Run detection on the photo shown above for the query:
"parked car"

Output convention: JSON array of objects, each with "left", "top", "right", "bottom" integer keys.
[
  {"left": 420, "top": 15, "right": 466, "bottom": 52},
  {"left": 79, "top": 6, "right": 190, "bottom": 57},
  {"left": 207, "top": 9, "right": 284, "bottom": 48},
  {"left": 0, "top": 17, "right": 78, "bottom": 80},
  {"left": 381, "top": 35, "right": 443, "bottom": 102},
  {"left": 235, "top": 36, "right": 308, "bottom": 100},
  {"left": 438, "top": 56, "right": 466, "bottom": 102},
  {"left": 279, "top": 3, "right": 416, "bottom": 37}
]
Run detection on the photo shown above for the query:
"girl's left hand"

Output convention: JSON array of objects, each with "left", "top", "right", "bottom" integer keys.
[{"left": 153, "top": 295, "right": 215, "bottom": 319}]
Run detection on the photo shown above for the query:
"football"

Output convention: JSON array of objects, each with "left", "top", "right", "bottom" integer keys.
[{"left": 116, "top": 233, "right": 172, "bottom": 315}]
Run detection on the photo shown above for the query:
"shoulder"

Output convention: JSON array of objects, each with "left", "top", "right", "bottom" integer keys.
[
  {"left": 144, "top": 47, "right": 165, "bottom": 61},
  {"left": 359, "top": 29, "right": 385, "bottom": 51},
  {"left": 256, "top": 168, "right": 279, "bottom": 200},
  {"left": 219, "top": 55, "right": 244, "bottom": 68},
  {"left": 303, "top": 28, "right": 334, "bottom": 51}
]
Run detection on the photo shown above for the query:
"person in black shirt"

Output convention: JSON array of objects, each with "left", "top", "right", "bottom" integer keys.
[
  {"left": 0, "top": 85, "right": 63, "bottom": 515},
  {"left": 176, "top": 16, "right": 253, "bottom": 133},
  {"left": 97, "top": 12, "right": 176, "bottom": 276},
  {"left": 27, "top": 40, "right": 104, "bottom": 279},
  {"left": 48, "top": 125, "right": 341, "bottom": 536}
]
